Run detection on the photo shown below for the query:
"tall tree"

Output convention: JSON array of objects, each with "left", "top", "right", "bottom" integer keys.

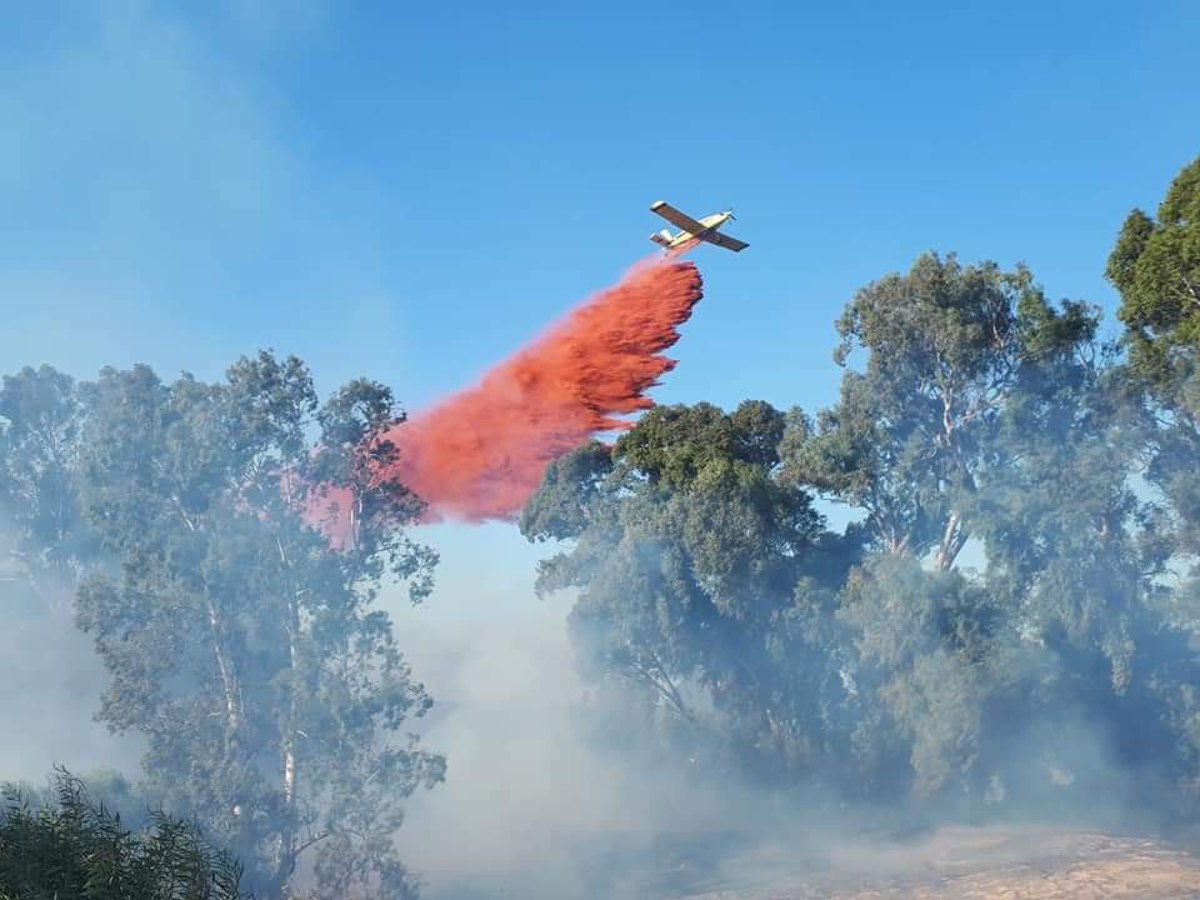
[
  {"left": 786, "top": 250, "right": 1193, "bottom": 809},
  {"left": 1107, "top": 155, "right": 1200, "bottom": 420},
  {"left": 72, "top": 352, "right": 443, "bottom": 899},
  {"left": 781, "top": 252, "right": 1097, "bottom": 570},
  {"left": 1105, "top": 156, "right": 1200, "bottom": 807},
  {"left": 1108, "top": 154, "right": 1200, "bottom": 554},
  {"left": 0, "top": 365, "right": 96, "bottom": 611},
  {"left": 522, "top": 401, "right": 859, "bottom": 785}
]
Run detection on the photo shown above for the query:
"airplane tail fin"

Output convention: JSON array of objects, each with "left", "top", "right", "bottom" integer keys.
[{"left": 649, "top": 229, "right": 674, "bottom": 247}]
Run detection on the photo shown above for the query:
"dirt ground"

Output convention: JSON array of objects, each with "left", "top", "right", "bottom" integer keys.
[{"left": 676, "top": 827, "right": 1200, "bottom": 899}]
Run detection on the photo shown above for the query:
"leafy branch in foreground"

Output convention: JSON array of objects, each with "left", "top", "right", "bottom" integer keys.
[{"left": 0, "top": 766, "right": 248, "bottom": 900}]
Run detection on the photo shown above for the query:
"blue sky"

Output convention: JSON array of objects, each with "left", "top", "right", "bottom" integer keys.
[{"left": 3, "top": 0, "right": 1199, "bottom": 617}]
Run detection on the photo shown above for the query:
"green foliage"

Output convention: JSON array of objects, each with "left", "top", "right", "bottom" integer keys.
[
  {"left": 781, "top": 252, "right": 1099, "bottom": 570},
  {"left": 0, "top": 365, "right": 98, "bottom": 607},
  {"left": 1108, "top": 155, "right": 1200, "bottom": 416},
  {"left": 1108, "top": 155, "right": 1200, "bottom": 556},
  {"left": 0, "top": 767, "right": 247, "bottom": 900},
  {"left": 525, "top": 232, "right": 1200, "bottom": 816},
  {"left": 765, "top": 251, "right": 1191, "bottom": 801},
  {"left": 311, "top": 377, "right": 438, "bottom": 596},
  {"left": 837, "top": 555, "right": 1014, "bottom": 798},
  {"left": 62, "top": 352, "right": 441, "bottom": 899},
  {"left": 522, "top": 401, "right": 861, "bottom": 785},
  {"left": 8, "top": 152, "right": 1200, "bottom": 880}
]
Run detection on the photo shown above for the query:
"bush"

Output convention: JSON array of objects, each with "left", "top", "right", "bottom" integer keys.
[{"left": 0, "top": 767, "right": 248, "bottom": 900}]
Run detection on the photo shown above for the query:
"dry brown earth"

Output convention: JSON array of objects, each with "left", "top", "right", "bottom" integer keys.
[{"left": 677, "top": 827, "right": 1200, "bottom": 899}]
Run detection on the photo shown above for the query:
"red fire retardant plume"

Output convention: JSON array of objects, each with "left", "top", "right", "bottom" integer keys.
[{"left": 388, "top": 255, "right": 703, "bottom": 523}]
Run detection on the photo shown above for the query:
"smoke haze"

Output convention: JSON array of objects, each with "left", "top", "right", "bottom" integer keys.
[
  {"left": 390, "top": 605, "right": 767, "bottom": 899},
  {"left": 0, "top": 525, "right": 143, "bottom": 784}
]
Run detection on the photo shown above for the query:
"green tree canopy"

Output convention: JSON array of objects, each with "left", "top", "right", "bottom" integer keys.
[
  {"left": 780, "top": 252, "right": 1098, "bottom": 570},
  {"left": 522, "top": 401, "right": 860, "bottom": 785},
  {"left": 781, "top": 251, "right": 1193, "bottom": 805},
  {"left": 1107, "top": 155, "right": 1200, "bottom": 418},
  {"left": 0, "top": 365, "right": 97, "bottom": 610},
  {"left": 70, "top": 352, "right": 442, "bottom": 899},
  {"left": 1108, "top": 155, "right": 1200, "bottom": 557},
  {"left": 522, "top": 245, "right": 1200, "bottom": 815}
]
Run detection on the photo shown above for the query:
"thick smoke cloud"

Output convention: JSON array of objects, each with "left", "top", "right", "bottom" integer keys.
[
  {"left": 0, "top": 522, "right": 143, "bottom": 784},
  {"left": 390, "top": 608, "right": 772, "bottom": 900},
  {"left": 387, "top": 592, "right": 1169, "bottom": 898}
]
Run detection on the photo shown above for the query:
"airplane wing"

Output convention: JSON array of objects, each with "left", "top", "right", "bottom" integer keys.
[
  {"left": 650, "top": 200, "right": 707, "bottom": 235},
  {"left": 704, "top": 231, "right": 749, "bottom": 252}
]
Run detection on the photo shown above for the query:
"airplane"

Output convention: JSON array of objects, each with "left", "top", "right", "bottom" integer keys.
[{"left": 648, "top": 200, "right": 749, "bottom": 253}]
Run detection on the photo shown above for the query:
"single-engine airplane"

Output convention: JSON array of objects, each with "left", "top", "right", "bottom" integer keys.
[{"left": 648, "top": 200, "right": 748, "bottom": 253}]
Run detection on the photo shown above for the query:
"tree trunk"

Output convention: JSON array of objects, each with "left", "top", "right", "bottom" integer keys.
[
  {"left": 205, "top": 596, "right": 241, "bottom": 733},
  {"left": 933, "top": 510, "right": 967, "bottom": 571},
  {"left": 273, "top": 535, "right": 301, "bottom": 893}
]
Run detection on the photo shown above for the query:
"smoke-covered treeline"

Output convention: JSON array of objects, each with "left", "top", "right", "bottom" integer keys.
[
  {"left": 520, "top": 155, "right": 1200, "bottom": 829},
  {"left": 0, "top": 354, "right": 443, "bottom": 899},
  {"left": 3, "top": 155, "right": 1198, "bottom": 898}
]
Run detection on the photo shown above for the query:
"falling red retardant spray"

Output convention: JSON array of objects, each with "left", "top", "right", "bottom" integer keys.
[
  {"left": 388, "top": 253, "right": 703, "bottom": 522},
  {"left": 302, "top": 251, "right": 704, "bottom": 544}
]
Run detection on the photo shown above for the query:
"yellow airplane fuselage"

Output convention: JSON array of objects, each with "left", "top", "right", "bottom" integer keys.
[
  {"left": 649, "top": 200, "right": 747, "bottom": 252},
  {"left": 663, "top": 211, "right": 733, "bottom": 247}
]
